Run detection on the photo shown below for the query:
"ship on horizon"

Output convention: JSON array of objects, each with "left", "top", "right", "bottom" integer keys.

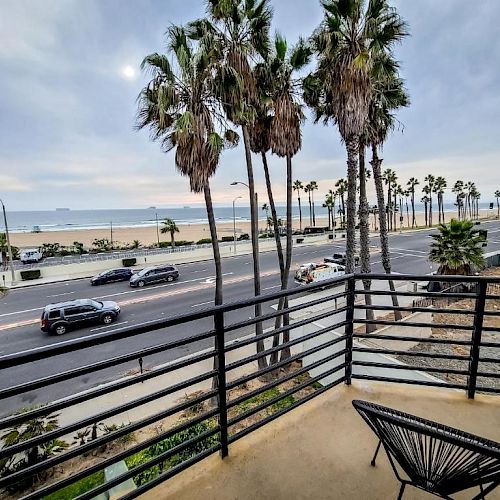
[{"left": 55, "top": 208, "right": 70, "bottom": 211}]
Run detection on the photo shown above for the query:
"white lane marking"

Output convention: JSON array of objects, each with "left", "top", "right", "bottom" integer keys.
[
  {"left": 244, "top": 262, "right": 251, "bottom": 265},
  {"left": 90, "top": 321, "right": 129, "bottom": 332},
  {"left": 390, "top": 247, "right": 427, "bottom": 254},
  {"left": 263, "top": 285, "right": 281, "bottom": 291},
  {"left": 0, "top": 306, "right": 42, "bottom": 318},
  {"left": 190, "top": 269, "right": 208, "bottom": 273},
  {"left": 191, "top": 301, "right": 213, "bottom": 308},
  {"left": 47, "top": 291, "right": 76, "bottom": 298}
]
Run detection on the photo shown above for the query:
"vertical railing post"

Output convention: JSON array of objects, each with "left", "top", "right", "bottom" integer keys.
[
  {"left": 214, "top": 309, "right": 229, "bottom": 457},
  {"left": 467, "top": 279, "right": 487, "bottom": 399},
  {"left": 344, "top": 276, "right": 356, "bottom": 385}
]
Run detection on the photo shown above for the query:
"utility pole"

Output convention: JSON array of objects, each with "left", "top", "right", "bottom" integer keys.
[
  {"left": 232, "top": 196, "right": 242, "bottom": 255},
  {"left": 0, "top": 199, "right": 16, "bottom": 285}
]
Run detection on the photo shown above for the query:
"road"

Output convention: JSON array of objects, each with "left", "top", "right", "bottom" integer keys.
[{"left": 1, "top": 221, "right": 500, "bottom": 416}]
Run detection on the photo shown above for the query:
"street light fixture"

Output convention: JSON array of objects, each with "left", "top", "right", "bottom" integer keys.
[
  {"left": 232, "top": 196, "right": 242, "bottom": 254},
  {"left": 0, "top": 199, "right": 16, "bottom": 285}
]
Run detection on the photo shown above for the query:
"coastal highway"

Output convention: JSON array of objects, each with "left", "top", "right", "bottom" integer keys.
[{"left": 1, "top": 221, "right": 500, "bottom": 416}]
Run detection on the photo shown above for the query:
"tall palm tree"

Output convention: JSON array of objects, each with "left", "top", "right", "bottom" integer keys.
[
  {"left": 403, "top": 189, "right": 410, "bottom": 228},
  {"left": 137, "top": 27, "right": 238, "bottom": 315},
  {"left": 309, "top": 181, "right": 319, "bottom": 226},
  {"left": 382, "top": 169, "right": 396, "bottom": 231},
  {"left": 335, "top": 178, "right": 347, "bottom": 229},
  {"left": 189, "top": 0, "right": 273, "bottom": 367},
  {"left": 323, "top": 191, "right": 334, "bottom": 230},
  {"left": 407, "top": 177, "right": 419, "bottom": 227},
  {"left": 305, "top": 0, "right": 407, "bottom": 273},
  {"left": 304, "top": 183, "right": 313, "bottom": 226},
  {"left": 425, "top": 174, "right": 436, "bottom": 226},
  {"left": 293, "top": 180, "right": 304, "bottom": 232},
  {"left": 465, "top": 181, "right": 475, "bottom": 219},
  {"left": 452, "top": 180, "right": 464, "bottom": 220},
  {"left": 430, "top": 219, "right": 485, "bottom": 275},
  {"left": 495, "top": 189, "right": 500, "bottom": 218},
  {"left": 421, "top": 192, "right": 430, "bottom": 226},
  {"left": 262, "top": 203, "right": 270, "bottom": 234},
  {"left": 434, "top": 176, "right": 447, "bottom": 224},
  {"left": 160, "top": 218, "right": 179, "bottom": 247}
]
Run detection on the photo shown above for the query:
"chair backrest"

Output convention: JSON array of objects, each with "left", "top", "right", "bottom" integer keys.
[{"left": 353, "top": 400, "right": 500, "bottom": 496}]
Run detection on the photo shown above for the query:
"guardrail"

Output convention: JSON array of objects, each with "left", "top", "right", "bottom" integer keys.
[{"left": 0, "top": 273, "right": 499, "bottom": 499}]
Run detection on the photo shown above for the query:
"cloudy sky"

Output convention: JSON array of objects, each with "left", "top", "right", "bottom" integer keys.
[{"left": 1, "top": 0, "right": 499, "bottom": 211}]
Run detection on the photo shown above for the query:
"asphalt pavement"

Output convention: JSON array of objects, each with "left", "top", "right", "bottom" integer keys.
[{"left": 1, "top": 220, "right": 500, "bottom": 416}]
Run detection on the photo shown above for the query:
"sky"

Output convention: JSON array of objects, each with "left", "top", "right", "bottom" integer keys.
[{"left": 0, "top": 0, "right": 499, "bottom": 211}]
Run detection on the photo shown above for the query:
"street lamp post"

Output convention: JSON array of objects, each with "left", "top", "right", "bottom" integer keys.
[
  {"left": 232, "top": 196, "right": 242, "bottom": 254},
  {"left": 0, "top": 199, "right": 16, "bottom": 284}
]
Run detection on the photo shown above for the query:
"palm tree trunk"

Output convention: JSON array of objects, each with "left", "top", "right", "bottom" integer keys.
[
  {"left": 308, "top": 193, "right": 312, "bottom": 226},
  {"left": 424, "top": 202, "right": 428, "bottom": 226},
  {"left": 370, "top": 144, "right": 402, "bottom": 321},
  {"left": 341, "top": 195, "right": 346, "bottom": 229},
  {"left": 405, "top": 198, "right": 410, "bottom": 228},
  {"left": 359, "top": 145, "right": 375, "bottom": 333},
  {"left": 280, "top": 154, "right": 294, "bottom": 362},
  {"left": 242, "top": 125, "right": 266, "bottom": 369},
  {"left": 393, "top": 190, "right": 397, "bottom": 232},
  {"left": 345, "top": 136, "right": 358, "bottom": 273},
  {"left": 411, "top": 190, "right": 416, "bottom": 227},
  {"left": 298, "top": 194, "right": 302, "bottom": 232},
  {"left": 312, "top": 192, "right": 316, "bottom": 226},
  {"left": 171, "top": 231, "right": 175, "bottom": 247}
]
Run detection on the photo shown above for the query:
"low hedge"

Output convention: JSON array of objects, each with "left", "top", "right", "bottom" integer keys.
[
  {"left": 158, "top": 240, "right": 194, "bottom": 248},
  {"left": 221, "top": 236, "right": 235, "bottom": 242},
  {"left": 122, "top": 258, "right": 137, "bottom": 267},
  {"left": 237, "top": 233, "right": 249, "bottom": 241},
  {"left": 20, "top": 270, "right": 41, "bottom": 281},
  {"left": 196, "top": 238, "right": 212, "bottom": 245}
]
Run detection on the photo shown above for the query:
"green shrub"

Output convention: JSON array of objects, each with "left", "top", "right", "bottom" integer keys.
[
  {"left": 174, "top": 240, "right": 194, "bottom": 246},
  {"left": 20, "top": 269, "right": 41, "bottom": 280},
  {"left": 258, "top": 233, "right": 270, "bottom": 239},
  {"left": 196, "top": 238, "right": 212, "bottom": 245},
  {"left": 236, "top": 387, "right": 295, "bottom": 415},
  {"left": 125, "top": 419, "right": 218, "bottom": 487},
  {"left": 237, "top": 233, "right": 249, "bottom": 241},
  {"left": 158, "top": 241, "right": 171, "bottom": 248},
  {"left": 122, "top": 258, "right": 137, "bottom": 267},
  {"left": 221, "top": 236, "right": 235, "bottom": 242},
  {"left": 43, "top": 470, "right": 105, "bottom": 500}
]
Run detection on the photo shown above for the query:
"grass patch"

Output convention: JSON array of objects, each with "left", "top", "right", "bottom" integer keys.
[
  {"left": 235, "top": 387, "right": 295, "bottom": 415},
  {"left": 43, "top": 470, "right": 104, "bottom": 500}
]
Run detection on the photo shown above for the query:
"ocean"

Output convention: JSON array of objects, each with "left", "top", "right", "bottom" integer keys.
[{"left": 2, "top": 204, "right": 493, "bottom": 233}]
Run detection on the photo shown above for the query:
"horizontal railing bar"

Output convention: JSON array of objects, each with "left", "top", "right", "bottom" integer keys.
[
  {"left": 225, "top": 310, "right": 347, "bottom": 356},
  {"left": 476, "top": 372, "right": 500, "bottom": 379},
  {"left": 475, "top": 386, "right": 500, "bottom": 394},
  {"left": 351, "top": 374, "right": 466, "bottom": 390},
  {"left": 77, "top": 427, "right": 220, "bottom": 500},
  {"left": 354, "top": 318, "right": 474, "bottom": 330},
  {"left": 120, "top": 445, "right": 221, "bottom": 500},
  {"left": 353, "top": 273, "right": 499, "bottom": 283},
  {"left": 353, "top": 333, "right": 472, "bottom": 346},
  {"left": 224, "top": 291, "right": 348, "bottom": 334},
  {"left": 355, "top": 304, "right": 475, "bottom": 315},
  {"left": 0, "top": 349, "right": 216, "bottom": 422},
  {"left": 0, "top": 370, "right": 217, "bottom": 460},
  {"left": 483, "top": 310, "right": 500, "bottom": 317},
  {"left": 485, "top": 294, "right": 500, "bottom": 300},
  {"left": 228, "top": 364, "right": 346, "bottom": 428},
  {"left": 354, "top": 289, "right": 478, "bottom": 299},
  {"left": 481, "top": 326, "right": 500, "bottom": 332},
  {"left": 352, "top": 346, "right": 469, "bottom": 361},
  {"left": 478, "top": 342, "right": 500, "bottom": 348},
  {"left": 0, "top": 337, "right": 216, "bottom": 401},
  {"left": 227, "top": 351, "right": 345, "bottom": 410},
  {"left": 226, "top": 318, "right": 347, "bottom": 371},
  {"left": 352, "top": 360, "right": 469, "bottom": 376},
  {"left": 228, "top": 376, "right": 346, "bottom": 445},
  {"left": 479, "top": 357, "right": 500, "bottom": 363},
  {"left": 21, "top": 409, "right": 219, "bottom": 500},
  {"left": 0, "top": 389, "right": 218, "bottom": 489},
  {"left": 226, "top": 337, "right": 347, "bottom": 390}
]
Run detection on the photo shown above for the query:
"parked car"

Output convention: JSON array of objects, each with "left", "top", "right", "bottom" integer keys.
[
  {"left": 324, "top": 252, "right": 360, "bottom": 266},
  {"left": 90, "top": 268, "right": 134, "bottom": 286},
  {"left": 20, "top": 248, "right": 43, "bottom": 264},
  {"left": 129, "top": 265, "right": 179, "bottom": 288},
  {"left": 41, "top": 299, "right": 120, "bottom": 335},
  {"left": 295, "top": 262, "right": 346, "bottom": 285}
]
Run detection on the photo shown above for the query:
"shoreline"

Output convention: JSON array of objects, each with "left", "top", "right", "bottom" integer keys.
[{"left": 8, "top": 210, "right": 495, "bottom": 249}]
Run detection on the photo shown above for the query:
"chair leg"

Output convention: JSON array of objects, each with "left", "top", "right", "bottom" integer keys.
[
  {"left": 397, "top": 483, "right": 406, "bottom": 500},
  {"left": 371, "top": 440, "right": 382, "bottom": 466}
]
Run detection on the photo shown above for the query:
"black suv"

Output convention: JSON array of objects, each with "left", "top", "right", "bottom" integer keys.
[
  {"left": 324, "top": 252, "right": 360, "bottom": 266},
  {"left": 41, "top": 299, "right": 120, "bottom": 335},
  {"left": 90, "top": 268, "right": 133, "bottom": 286},
  {"left": 129, "top": 265, "right": 179, "bottom": 287}
]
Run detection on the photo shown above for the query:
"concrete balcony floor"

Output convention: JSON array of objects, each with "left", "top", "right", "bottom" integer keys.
[{"left": 144, "top": 381, "right": 500, "bottom": 500}]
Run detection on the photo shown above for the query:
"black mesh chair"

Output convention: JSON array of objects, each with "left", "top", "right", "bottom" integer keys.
[{"left": 352, "top": 400, "right": 500, "bottom": 499}]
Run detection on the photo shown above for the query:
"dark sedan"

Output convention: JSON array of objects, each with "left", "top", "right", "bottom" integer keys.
[{"left": 90, "top": 268, "right": 134, "bottom": 286}]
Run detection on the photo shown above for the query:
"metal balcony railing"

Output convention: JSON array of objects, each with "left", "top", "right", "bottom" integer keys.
[{"left": 0, "top": 273, "right": 499, "bottom": 499}]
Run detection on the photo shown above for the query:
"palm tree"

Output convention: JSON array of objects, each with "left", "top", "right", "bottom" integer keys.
[
  {"left": 407, "top": 177, "right": 419, "bottom": 227},
  {"left": 434, "top": 176, "right": 447, "bottom": 224},
  {"left": 161, "top": 218, "right": 180, "bottom": 247},
  {"left": 309, "top": 181, "right": 319, "bottom": 226},
  {"left": 430, "top": 219, "right": 485, "bottom": 275},
  {"left": 323, "top": 191, "right": 334, "bottom": 230},
  {"left": 189, "top": 0, "right": 273, "bottom": 368},
  {"left": 452, "top": 180, "right": 464, "bottom": 220},
  {"left": 305, "top": 0, "right": 407, "bottom": 272},
  {"left": 421, "top": 190, "right": 430, "bottom": 227},
  {"left": 425, "top": 174, "right": 436, "bottom": 226},
  {"left": 465, "top": 181, "right": 475, "bottom": 219},
  {"left": 293, "top": 180, "right": 304, "bottom": 232},
  {"left": 382, "top": 169, "right": 397, "bottom": 231},
  {"left": 0, "top": 232, "right": 8, "bottom": 270},
  {"left": 304, "top": 183, "right": 313, "bottom": 226},
  {"left": 137, "top": 27, "right": 238, "bottom": 316},
  {"left": 335, "top": 178, "right": 347, "bottom": 229},
  {"left": 262, "top": 203, "right": 270, "bottom": 234},
  {"left": 495, "top": 190, "right": 500, "bottom": 218}
]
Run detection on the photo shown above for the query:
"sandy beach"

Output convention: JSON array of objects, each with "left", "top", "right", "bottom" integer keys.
[{"left": 8, "top": 210, "right": 494, "bottom": 249}]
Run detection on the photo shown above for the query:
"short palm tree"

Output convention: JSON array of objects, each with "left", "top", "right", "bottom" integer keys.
[
  {"left": 434, "top": 176, "right": 447, "bottom": 223},
  {"left": 261, "top": 203, "right": 270, "bottom": 234},
  {"left": 430, "top": 219, "right": 485, "bottom": 275},
  {"left": 161, "top": 218, "right": 180, "bottom": 247},
  {"left": 293, "top": 180, "right": 304, "bottom": 232},
  {"left": 495, "top": 189, "right": 500, "bottom": 218},
  {"left": 323, "top": 191, "right": 335, "bottom": 230},
  {"left": 305, "top": 0, "right": 407, "bottom": 272},
  {"left": 382, "top": 169, "right": 397, "bottom": 231},
  {"left": 465, "top": 181, "right": 475, "bottom": 219},
  {"left": 453, "top": 180, "right": 464, "bottom": 219},
  {"left": 421, "top": 190, "right": 430, "bottom": 226},
  {"left": 425, "top": 174, "right": 436, "bottom": 226},
  {"left": 309, "top": 181, "right": 318, "bottom": 226},
  {"left": 335, "top": 178, "right": 347, "bottom": 228},
  {"left": 407, "top": 177, "right": 419, "bottom": 226},
  {"left": 304, "top": 183, "right": 313, "bottom": 226}
]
